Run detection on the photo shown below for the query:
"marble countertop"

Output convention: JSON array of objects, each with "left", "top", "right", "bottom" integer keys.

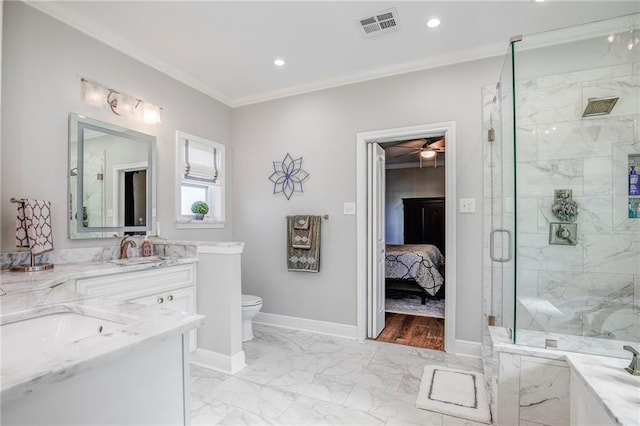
[
  {"left": 0, "top": 257, "right": 203, "bottom": 404},
  {"left": 0, "top": 256, "right": 197, "bottom": 295},
  {"left": 566, "top": 353, "right": 640, "bottom": 425}
]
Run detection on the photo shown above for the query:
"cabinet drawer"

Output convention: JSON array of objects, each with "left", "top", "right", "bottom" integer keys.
[{"left": 75, "top": 264, "right": 195, "bottom": 300}]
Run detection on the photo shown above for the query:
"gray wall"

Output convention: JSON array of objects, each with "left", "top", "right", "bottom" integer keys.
[
  {"left": 1, "top": 2, "right": 233, "bottom": 251},
  {"left": 1, "top": 1, "right": 503, "bottom": 344},
  {"left": 232, "top": 57, "right": 501, "bottom": 342},
  {"left": 385, "top": 166, "right": 446, "bottom": 245}
]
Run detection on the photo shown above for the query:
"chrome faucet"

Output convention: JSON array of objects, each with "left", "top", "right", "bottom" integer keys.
[
  {"left": 119, "top": 236, "right": 137, "bottom": 259},
  {"left": 623, "top": 345, "right": 640, "bottom": 376}
]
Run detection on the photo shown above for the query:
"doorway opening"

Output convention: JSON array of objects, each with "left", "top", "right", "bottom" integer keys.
[
  {"left": 355, "top": 122, "right": 457, "bottom": 354},
  {"left": 377, "top": 137, "right": 446, "bottom": 350}
]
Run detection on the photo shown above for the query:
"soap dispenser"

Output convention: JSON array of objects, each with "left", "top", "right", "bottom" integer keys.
[
  {"left": 141, "top": 236, "right": 153, "bottom": 257},
  {"left": 630, "top": 165, "right": 639, "bottom": 196}
]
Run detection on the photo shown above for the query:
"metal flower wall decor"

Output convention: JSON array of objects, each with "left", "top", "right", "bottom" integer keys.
[{"left": 268, "top": 153, "right": 309, "bottom": 200}]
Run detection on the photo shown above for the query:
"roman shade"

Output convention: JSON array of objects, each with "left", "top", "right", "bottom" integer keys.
[{"left": 183, "top": 138, "right": 219, "bottom": 183}]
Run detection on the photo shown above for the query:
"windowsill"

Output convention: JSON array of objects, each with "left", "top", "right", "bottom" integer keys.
[{"left": 175, "top": 219, "right": 225, "bottom": 229}]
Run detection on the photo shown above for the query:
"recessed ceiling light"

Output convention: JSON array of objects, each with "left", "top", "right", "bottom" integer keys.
[
  {"left": 426, "top": 18, "right": 440, "bottom": 29},
  {"left": 274, "top": 58, "right": 285, "bottom": 67},
  {"left": 535, "top": 0, "right": 545, "bottom": 2}
]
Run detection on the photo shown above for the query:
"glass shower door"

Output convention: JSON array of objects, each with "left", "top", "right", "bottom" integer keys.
[{"left": 489, "top": 42, "right": 517, "bottom": 338}]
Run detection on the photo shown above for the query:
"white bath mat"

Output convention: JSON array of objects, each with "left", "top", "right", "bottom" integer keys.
[{"left": 416, "top": 365, "right": 491, "bottom": 424}]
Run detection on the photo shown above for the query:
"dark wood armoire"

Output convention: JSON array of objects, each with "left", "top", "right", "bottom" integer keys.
[{"left": 402, "top": 197, "right": 445, "bottom": 254}]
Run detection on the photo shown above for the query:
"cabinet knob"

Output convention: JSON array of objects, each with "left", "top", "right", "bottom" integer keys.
[
  {"left": 167, "top": 295, "right": 174, "bottom": 301},
  {"left": 157, "top": 297, "right": 164, "bottom": 304}
]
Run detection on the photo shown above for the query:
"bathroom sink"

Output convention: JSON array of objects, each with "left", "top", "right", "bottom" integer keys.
[
  {"left": 1, "top": 305, "right": 136, "bottom": 368},
  {"left": 109, "top": 256, "right": 163, "bottom": 265}
]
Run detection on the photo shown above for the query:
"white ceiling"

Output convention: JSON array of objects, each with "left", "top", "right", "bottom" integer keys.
[{"left": 28, "top": 1, "right": 640, "bottom": 107}]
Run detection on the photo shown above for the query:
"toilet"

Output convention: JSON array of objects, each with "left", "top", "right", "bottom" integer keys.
[{"left": 241, "top": 294, "right": 263, "bottom": 342}]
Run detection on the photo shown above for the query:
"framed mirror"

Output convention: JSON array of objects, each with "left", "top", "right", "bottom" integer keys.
[{"left": 68, "top": 113, "right": 155, "bottom": 239}]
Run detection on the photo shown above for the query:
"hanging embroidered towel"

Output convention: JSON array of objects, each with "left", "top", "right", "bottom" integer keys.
[
  {"left": 293, "top": 215, "right": 309, "bottom": 230},
  {"left": 16, "top": 199, "right": 54, "bottom": 255},
  {"left": 287, "top": 215, "right": 321, "bottom": 272},
  {"left": 291, "top": 215, "right": 311, "bottom": 248}
]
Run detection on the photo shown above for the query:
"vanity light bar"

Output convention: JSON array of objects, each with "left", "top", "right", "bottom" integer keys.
[{"left": 80, "top": 78, "right": 162, "bottom": 125}]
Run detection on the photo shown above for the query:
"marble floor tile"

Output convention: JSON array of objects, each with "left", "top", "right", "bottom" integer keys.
[
  {"left": 191, "top": 365, "right": 231, "bottom": 397},
  {"left": 217, "top": 408, "right": 278, "bottom": 425},
  {"left": 386, "top": 417, "right": 434, "bottom": 426},
  {"left": 191, "top": 393, "right": 235, "bottom": 426},
  {"left": 320, "top": 356, "right": 405, "bottom": 392},
  {"left": 442, "top": 414, "right": 490, "bottom": 425},
  {"left": 234, "top": 349, "right": 334, "bottom": 386},
  {"left": 191, "top": 324, "right": 488, "bottom": 425},
  {"left": 397, "top": 371, "right": 422, "bottom": 396},
  {"left": 277, "top": 395, "right": 385, "bottom": 425},
  {"left": 207, "top": 376, "right": 296, "bottom": 419},
  {"left": 344, "top": 383, "right": 444, "bottom": 425},
  {"left": 267, "top": 369, "right": 356, "bottom": 405}
]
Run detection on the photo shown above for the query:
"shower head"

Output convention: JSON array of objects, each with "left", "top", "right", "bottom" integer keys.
[{"left": 582, "top": 96, "right": 619, "bottom": 118}]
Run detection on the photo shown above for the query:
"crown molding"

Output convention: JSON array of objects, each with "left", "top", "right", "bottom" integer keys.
[
  {"left": 231, "top": 13, "right": 640, "bottom": 107},
  {"left": 230, "top": 42, "right": 507, "bottom": 107},
  {"left": 23, "top": 0, "right": 507, "bottom": 109},
  {"left": 25, "top": 1, "right": 638, "bottom": 109}
]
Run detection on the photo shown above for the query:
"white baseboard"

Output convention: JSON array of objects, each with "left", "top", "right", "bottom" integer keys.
[
  {"left": 191, "top": 348, "right": 246, "bottom": 375},
  {"left": 455, "top": 339, "right": 482, "bottom": 359},
  {"left": 254, "top": 312, "right": 358, "bottom": 340}
]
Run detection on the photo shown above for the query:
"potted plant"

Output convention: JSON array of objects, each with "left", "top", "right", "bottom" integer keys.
[{"left": 191, "top": 201, "right": 209, "bottom": 220}]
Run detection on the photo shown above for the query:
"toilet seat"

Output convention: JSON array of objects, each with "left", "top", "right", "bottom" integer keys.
[{"left": 242, "top": 294, "right": 262, "bottom": 307}]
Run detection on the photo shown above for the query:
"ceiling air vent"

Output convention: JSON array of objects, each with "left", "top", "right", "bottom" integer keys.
[{"left": 358, "top": 8, "right": 399, "bottom": 38}]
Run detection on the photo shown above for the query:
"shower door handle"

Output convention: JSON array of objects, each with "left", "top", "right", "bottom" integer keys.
[{"left": 490, "top": 229, "right": 512, "bottom": 263}]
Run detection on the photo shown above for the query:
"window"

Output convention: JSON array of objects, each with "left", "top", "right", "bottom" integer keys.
[{"left": 175, "top": 131, "right": 225, "bottom": 228}]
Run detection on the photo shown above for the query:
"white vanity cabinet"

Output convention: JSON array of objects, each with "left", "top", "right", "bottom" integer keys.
[{"left": 72, "top": 263, "right": 197, "bottom": 351}]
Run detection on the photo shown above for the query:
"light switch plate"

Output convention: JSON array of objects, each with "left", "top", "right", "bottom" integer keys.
[
  {"left": 459, "top": 198, "right": 476, "bottom": 213},
  {"left": 344, "top": 202, "right": 356, "bottom": 215}
]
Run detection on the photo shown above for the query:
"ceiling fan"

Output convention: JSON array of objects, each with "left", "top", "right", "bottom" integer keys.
[{"left": 393, "top": 137, "right": 445, "bottom": 167}]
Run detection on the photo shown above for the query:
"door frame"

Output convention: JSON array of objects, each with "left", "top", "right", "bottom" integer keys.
[{"left": 355, "top": 121, "right": 457, "bottom": 353}]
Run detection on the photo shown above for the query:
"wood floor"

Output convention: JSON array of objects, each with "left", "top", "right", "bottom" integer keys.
[{"left": 376, "top": 312, "right": 444, "bottom": 351}]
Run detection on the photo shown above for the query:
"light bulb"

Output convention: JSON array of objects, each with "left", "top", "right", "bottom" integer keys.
[
  {"left": 143, "top": 103, "right": 162, "bottom": 124},
  {"left": 274, "top": 58, "right": 285, "bottom": 67},
  {"left": 82, "top": 80, "right": 107, "bottom": 107},
  {"left": 426, "top": 18, "right": 440, "bottom": 29},
  {"left": 116, "top": 94, "right": 137, "bottom": 116},
  {"left": 420, "top": 150, "right": 436, "bottom": 159}
]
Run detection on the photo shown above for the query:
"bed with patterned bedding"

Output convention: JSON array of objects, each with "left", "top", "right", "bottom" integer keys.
[{"left": 385, "top": 244, "right": 445, "bottom": 301}]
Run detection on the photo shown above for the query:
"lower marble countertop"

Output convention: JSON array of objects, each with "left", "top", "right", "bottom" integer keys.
[
  {"left": 489, "top": 327, "right": 640, "bottom": 426},
  {"left": 566, "top": 353, "right": 640, "bottom": 426},
  {"left": 1, "top": 284, "right": 203, "bottom": 405}
]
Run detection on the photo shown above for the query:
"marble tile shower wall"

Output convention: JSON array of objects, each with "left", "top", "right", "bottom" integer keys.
[
  {"left": 69, "top": 151, "right": 109, "bottom": 239},
  {"left": 514, "top": 63, "right": 640, "bottom": 341}
]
